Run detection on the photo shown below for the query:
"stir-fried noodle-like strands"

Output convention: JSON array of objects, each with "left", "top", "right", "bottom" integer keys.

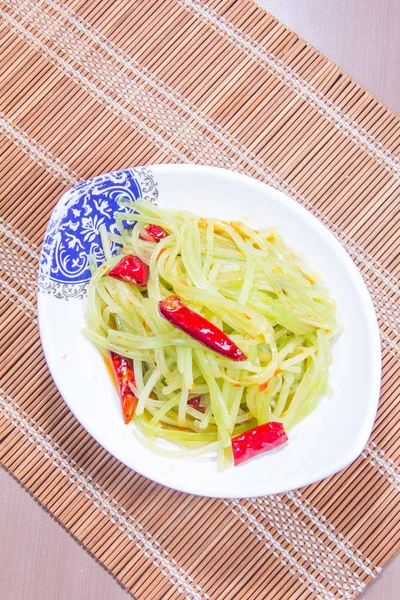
[{"left": 84, "top": 200, "right": 338, "bottom": 469}]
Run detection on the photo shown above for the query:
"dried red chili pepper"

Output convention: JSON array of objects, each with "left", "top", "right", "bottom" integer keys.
[
  {"left": 108, "top": 255, "right": 148, "bottom": 286},
  {"left": 110, "top": 351, "right": 137, "bottom": 424},
  {"left": 187, "top": 396, "right": 206, "bottom": 413},
  {"left": 159, "top": 295, "right": 247, "bottom": 361},
  {"left": 231, "top": 422, "right": 288, "bottom": 466},
  {"left": 139, "top": 224, "right": 168, "bottom": 242}
]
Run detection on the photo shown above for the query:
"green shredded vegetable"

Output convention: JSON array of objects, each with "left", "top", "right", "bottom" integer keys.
[{"left": 84, "top": 199, "right": 339, "bottom": 469}]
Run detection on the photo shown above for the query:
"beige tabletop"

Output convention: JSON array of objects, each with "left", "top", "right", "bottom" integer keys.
[{"left": 1, "top": 1, "right": 399, "bottom": 599}]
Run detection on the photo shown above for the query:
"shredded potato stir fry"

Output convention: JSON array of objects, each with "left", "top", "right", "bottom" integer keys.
[{"left": 84, "top": 199, "right": 338, "bottom": 469}]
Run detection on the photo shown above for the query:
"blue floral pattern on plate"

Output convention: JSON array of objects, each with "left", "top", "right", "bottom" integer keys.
[{"left": 38, "top": 167, "right": 158, "bottom": 299}]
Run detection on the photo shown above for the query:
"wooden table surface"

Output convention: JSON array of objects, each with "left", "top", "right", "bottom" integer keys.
[{"left": 1, "top": 1, "right": 399, "bottom": 598}]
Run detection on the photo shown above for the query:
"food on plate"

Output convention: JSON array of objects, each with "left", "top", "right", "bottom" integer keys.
[{"left": 84, "top": 199, "right": 338, "bottom": 469}]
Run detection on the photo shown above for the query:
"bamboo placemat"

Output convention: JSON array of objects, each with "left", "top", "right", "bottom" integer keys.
[{"left": 1, "top": 0, "right": 399, "bottom": 598}]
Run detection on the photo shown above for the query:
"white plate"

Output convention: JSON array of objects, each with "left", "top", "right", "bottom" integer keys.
[{"left": 38, "top": 165, "right": 381, "bottom": 497}]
